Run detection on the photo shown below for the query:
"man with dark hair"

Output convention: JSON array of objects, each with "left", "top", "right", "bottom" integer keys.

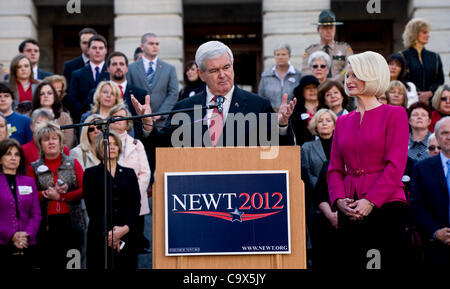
[
  {"left": 0, "top": 83, "right": 32, "bottom": 144},
  {"left": 66, "top": 34, "right": 109, "bottom": 123},
  {"left": 62, "top": 27, "right": 97, "bottom": 86},
  {"left": 86, "top": 51, "right": 148, "bottom": 139},
  {"left": 18, "top": 39, "right": 53, "bottom": 80}
]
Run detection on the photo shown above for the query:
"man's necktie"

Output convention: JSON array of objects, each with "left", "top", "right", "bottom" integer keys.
[
  {"left": 323, "top": 45, "right": 332, "bottom": 78},
  {"left": 94, "top": 66, "right": 100, "bottom": 86},
  {"left": 146, "top": 61, "right": 155, "bottom": 86},
  {"left": 118, "top": 85, "right": 124, "bottom": 98},
  {"left": 447, "top": 160, "right": 450, "bottom": 223},
  {"left": 209, "top": 96, "right": 224, "bottom": 147}
]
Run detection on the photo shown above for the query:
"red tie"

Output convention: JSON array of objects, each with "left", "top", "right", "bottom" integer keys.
[
  {"left": 209, "top": 96, "right": 223, "bottom": 147},
  {"left": 118, "top": 85, "right": 124, "bottom": 98}
]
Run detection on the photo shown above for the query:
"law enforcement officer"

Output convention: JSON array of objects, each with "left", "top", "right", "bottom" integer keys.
[{"left": 301, "top": 10, "right": 353, "bottom": 83}]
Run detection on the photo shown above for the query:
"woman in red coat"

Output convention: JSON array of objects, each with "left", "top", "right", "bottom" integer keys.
[{"left": 327, "top": 51, "right": 409, "bottom": 270}]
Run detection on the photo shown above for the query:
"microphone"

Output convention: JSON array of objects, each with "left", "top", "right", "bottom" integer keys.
[{"left": 216, "top": 95, "right": 224, "bottom": 113}]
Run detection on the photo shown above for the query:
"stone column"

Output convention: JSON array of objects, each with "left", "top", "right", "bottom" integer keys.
[
  {"left": 114, "top": 0, "right": 184, "bottom": 82},
  {"left": 261, "top": 0, "right": 330, "bottom": 71},
  {"left": 409, "top": 0, "right": 450, "bottom": 83},
  {"left": 0, "top": 0, "right": 37, "bottom": 75}
]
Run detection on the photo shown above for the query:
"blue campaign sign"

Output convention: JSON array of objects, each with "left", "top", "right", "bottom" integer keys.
[{"left": 165, "top": 170, "right": 291, "bottom": 256}]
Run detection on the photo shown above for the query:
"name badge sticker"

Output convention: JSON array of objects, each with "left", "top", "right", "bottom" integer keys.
[{"left": 18, "top": 186, "right": 33, "bottom": 195}]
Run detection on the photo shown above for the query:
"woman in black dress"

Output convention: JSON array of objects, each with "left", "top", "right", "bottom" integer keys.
[{"left": 83, "top": 131, "right": 141, "bottom": 270}]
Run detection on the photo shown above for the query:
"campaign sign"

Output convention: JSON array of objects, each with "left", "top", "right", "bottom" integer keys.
[{"left": 165, "top": 170, "right": 290, "bottom": 256}]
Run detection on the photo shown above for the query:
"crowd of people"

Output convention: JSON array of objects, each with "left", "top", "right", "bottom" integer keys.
[{"left": 0, "top": 9, "right": 449, "bottom": 270}]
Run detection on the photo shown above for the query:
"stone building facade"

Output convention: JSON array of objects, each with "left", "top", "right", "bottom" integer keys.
[{"left": 0, "top": 0, "right": 449, "bottom": 90}]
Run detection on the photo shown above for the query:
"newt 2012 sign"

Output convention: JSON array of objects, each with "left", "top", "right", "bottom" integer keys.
[{"left": 165, "top": 171, "right": 291, "bottom": 256}]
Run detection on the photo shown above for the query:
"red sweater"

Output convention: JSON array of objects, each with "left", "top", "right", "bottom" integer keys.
[
  {"left": 16, "top": 80, "right": 33, "bottom": 103},
  {"left": 26, "top": 154, "right": 84, "bottom": 215}
]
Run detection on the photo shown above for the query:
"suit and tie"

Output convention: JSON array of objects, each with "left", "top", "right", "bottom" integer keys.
[
  {"left": 150, "top": 86, "right": 294, "bottom": 148},
  {"left": 66, "top": 63, "right": 109, "bottom": 123},
  {"left": 127, "top": 57, "right": 178, "bottom": 128},
  {"left": 410, "top": 153, "right": 450, "bottom": 268},
  {"left": 62, "top": 55, "right": 87, "bottom": 88}
]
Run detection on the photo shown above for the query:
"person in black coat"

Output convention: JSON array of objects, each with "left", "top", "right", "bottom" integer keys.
[
  {"left": 291, "top": 75, "right": 320, "bottom": 146},
  {"left": 178, "top": 61, "right": 206, "bottom": 101},
  {"left": 401, "top": 18, "right": 444, "bottom": 104},
  {"left": 83, "top": 131, "right": 141, "bottom": 270}
]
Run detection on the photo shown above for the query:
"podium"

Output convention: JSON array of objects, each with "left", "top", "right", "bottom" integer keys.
[{"left": 153, "top": 146, "right": 306, "bottom": 269}]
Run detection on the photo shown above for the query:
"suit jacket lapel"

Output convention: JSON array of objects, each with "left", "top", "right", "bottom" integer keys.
[
  {"left": 136, "top": 59, "right": 148, "bottom": 89},
  {"left": 228, "top": 87, "right": 248, "bottom": 115},
  {"left": 312, "top": 139, "right": 327, "bottom": 162},
  {"left": 151, "top": 59, "right": 163, "bottom": 88},
  {"left": 433, "top": 155, "right": 449, "bottom": 195}
]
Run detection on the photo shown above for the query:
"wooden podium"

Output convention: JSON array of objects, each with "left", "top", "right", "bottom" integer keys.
[{"left": 153, "top": 146, "right": 306, "bottom": 269}]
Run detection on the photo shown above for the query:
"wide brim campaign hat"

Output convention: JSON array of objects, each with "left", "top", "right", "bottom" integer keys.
[{"left": 314, "top": 10, "right": 343, "bottom": 26}]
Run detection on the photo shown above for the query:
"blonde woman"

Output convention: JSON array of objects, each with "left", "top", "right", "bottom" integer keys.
[
  {"left": 80, "top": 81, "right": 123, "bottom": 123},
  {"left": 70, "top": 114, "right": 102, "bottom": 170},
  {"left": 327, "top": 51, "right": 409, "bottom": 270},
  {"left": 401, "top": 18, "right": 444, "bottom": 103},
  {"left": 386, "top": 80, "right": 408, "bottom": 109},
  {"left": 109, "top": 104, "right": 150, "bottom": 216},
  {"left": 429, "top": 84, "right": 450, "bottom": 132}
]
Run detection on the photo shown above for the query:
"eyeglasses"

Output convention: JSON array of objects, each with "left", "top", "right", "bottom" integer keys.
[
  {"left": 87, "top": 126, "right": 102, "bottom": 133},
  {"left": 440, "top": 97, "right": 450, "bottom": 102},
  {"left": 428, "top": 145, "right": 441, "bottom": 151},
  {"left": 312, "top": 64, "right": 327, "bottom": 69}
]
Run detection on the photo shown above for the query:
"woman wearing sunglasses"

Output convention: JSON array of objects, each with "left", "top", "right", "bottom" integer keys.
[
  {"left": 429, "top": 84, "right": 450, "bottom": 133},
  {"left": 70, "top": 114, "right": 102, "bottom": 170},
  {"left": 308, "top": 51, "right": 331, "bottom": 84}
]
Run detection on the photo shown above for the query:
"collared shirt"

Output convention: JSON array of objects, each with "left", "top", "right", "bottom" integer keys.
[
  {"left": 33, "top": 66, "right": 38, "bottom": 80},
  {"left": 440, "top": 151, "right": 450, "bottom": 178},
  {"left": 408, "top": 131, "right": 431, "bottom": 161},
  {"left": 116, "top": 80, "right": 127, "bottom": 95},
  {"left": 89, "top": 61, "right": 105, "bottom": 81},
  {"left": 272, "top": 63, "right": 297, "bottom": 88},
  {"left": 205, "top": 85, "right": 287, "bottom": 135},
  {"left": 82, "top": 53, "right": 89, "bottom": 65},
  {"left": 205, "top": 86, "right": 233, "bottom": 127},
  {"left": 142, "top": 56, "right": 158, "bottom": 75}
]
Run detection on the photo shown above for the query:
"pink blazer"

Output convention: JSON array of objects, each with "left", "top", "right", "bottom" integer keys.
[{"left": 327, "top": 104, "right": 409, "bottom": 208}]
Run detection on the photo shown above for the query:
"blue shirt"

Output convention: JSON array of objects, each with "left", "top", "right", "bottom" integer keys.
[{"left": 5, "top": 112, "right": 33, "bottom": 145}]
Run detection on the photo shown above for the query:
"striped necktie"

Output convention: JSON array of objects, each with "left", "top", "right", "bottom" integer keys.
[{"left": 146, "top": 61, "right": 155, "bottom": 86}]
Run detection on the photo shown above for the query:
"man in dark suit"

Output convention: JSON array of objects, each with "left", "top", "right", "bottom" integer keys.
[
  {"left": 62, "top": 27, "right": 97, "bottom": 88},
  {"left": 66, "top": 34, "right": 109, "bottom": 123},
  {"left": 410, "top": 116, "right": 450, "bottom": 268},
  {"left": 86, "top": 52, "right": 147, "bottom": 139},
  {"left": 19, "top": 39, "right": 53, "bottom": 80},
  {"left": 132, "top": 40, "right": 296, "bottom": 148}
]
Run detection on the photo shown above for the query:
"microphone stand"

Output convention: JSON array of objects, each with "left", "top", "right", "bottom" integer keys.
[{"left": 60, "top": 101, "right": 220, "bottom": 270}]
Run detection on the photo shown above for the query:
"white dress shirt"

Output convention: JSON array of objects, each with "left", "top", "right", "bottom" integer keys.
[
  {"left": 142, "top": 56, "right": 158, "bottom": 74},
  {"left": 205, "top": 86, "right": 233, "bottom": 127},
  {"left": 89, "top": 61, "right": 105, "bottom": 81}
]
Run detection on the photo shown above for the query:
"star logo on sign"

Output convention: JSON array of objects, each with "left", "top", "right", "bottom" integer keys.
[{"left": 229, "top": 208, "right": 244, "bottom": 222}]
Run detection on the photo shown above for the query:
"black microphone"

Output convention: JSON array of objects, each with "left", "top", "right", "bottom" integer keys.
[{"left": 216, "top": 95, "right": 224, "bottom": 113}]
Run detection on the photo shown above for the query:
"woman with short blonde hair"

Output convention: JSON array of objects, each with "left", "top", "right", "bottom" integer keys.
[
  {"left": 429, "top": 84, "right": 450, "bottom": 132},
  {"left": 328, "top": 51, "right": 409, "bottom": 270}
]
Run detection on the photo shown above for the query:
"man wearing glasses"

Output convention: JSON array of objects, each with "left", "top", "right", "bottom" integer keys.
[{"left": 301, "top": 10, "right": 353, "bottom": 83}]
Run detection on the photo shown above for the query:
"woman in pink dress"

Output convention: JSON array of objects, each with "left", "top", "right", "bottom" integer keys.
[{"left": 327, "top": 51, "right": 409, "bottom": 270}]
